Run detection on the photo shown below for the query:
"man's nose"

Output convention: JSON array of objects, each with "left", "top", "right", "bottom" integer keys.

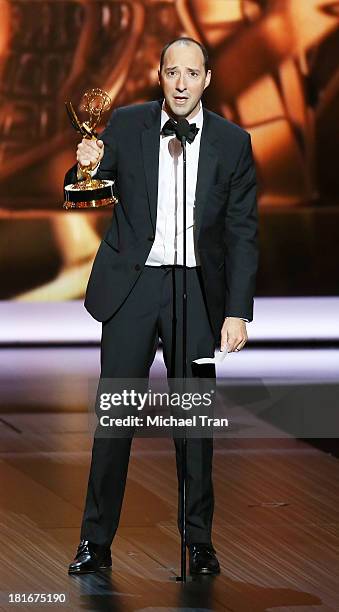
[{"left": 176, "top": 74, "right": 187, "bottom": 91}]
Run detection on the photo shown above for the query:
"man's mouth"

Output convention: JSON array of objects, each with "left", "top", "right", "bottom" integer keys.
[{"left": 174, "top": 96, "right": 188, "bottom": 104}]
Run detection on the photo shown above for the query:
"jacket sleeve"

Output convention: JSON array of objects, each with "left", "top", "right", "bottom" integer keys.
[
  {"left": 63, "top": 108, "right": 120, "bottom": 188},
  {"left": 224, "top": 133, "right": 259, "bottom": 322}
]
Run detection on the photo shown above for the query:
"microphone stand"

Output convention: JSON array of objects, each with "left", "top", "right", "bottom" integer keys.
[
  {"left": 175, "top": 127, "right": 190, "bottom": 583},
  {"left": 180, "top": 135, "right": 188, "bottom": 582},
  {"left": 168, "top": 117, "right": 194, "bottom": 584}
]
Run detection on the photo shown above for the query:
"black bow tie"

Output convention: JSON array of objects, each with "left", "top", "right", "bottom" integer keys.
[{"left": 161, "top": 118, "right": 200, "bottom": 144}]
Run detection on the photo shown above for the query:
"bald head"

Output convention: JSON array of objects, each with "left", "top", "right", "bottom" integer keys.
[{"left": 159, "top": 37, "right": 209, "bottom": 74}]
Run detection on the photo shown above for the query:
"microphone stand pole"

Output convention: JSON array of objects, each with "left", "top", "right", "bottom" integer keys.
[{"left": 176, "top": 134, "right": 189, "bottom": 583}]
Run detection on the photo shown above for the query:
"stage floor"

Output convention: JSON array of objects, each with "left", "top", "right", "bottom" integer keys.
[{"left": 0, "top": 347, "right": 338, "bottom": 611}]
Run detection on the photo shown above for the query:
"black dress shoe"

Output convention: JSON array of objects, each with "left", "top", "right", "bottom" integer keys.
[
  {"left": 189, "top": 544, "right": 220, "bottom": 575},
  {"left": 68, "top": 540, "right": 112, "bottom": 574}
]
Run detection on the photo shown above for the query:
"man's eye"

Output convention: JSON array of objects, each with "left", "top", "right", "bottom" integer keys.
[{"left": 189, "top": 72, "right": 198, "bottom": 77}]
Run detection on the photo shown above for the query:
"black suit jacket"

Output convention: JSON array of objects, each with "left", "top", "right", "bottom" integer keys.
[{"left": 64, "top": 99, "right": 259, "bottom": 341}]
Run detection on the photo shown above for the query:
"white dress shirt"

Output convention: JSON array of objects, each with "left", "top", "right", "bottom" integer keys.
[{"left": 145, "top": 102, "right": 203, "bottom": 267}]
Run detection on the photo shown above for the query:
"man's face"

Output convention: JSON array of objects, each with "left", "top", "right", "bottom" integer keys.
[{"left": 159, "top": 42, "right": 211, "bottom": 120}]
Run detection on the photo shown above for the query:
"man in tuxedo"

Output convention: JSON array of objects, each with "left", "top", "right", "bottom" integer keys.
[{"left": 66, "top": 37, "right": 258, "bottom": 575}]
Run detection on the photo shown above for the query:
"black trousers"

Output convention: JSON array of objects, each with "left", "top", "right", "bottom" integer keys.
[{"left": 81, "top": 265, "right": 216, "bottom": 546}]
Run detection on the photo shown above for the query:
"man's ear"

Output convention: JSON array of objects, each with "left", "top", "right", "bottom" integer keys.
[
  {"left": 158, "top": 69, "right": 161, "bottom": 87},
  {"left": 204, "top": 69, "right": 211, "bottom": 90}
]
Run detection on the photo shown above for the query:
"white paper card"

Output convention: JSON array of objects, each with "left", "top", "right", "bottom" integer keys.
[{"left": 193, "top": 347, "right": 229, "bottom": 365}]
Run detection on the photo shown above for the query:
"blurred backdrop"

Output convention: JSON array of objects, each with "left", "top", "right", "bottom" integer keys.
[{"left": 0, "top": 0, "right": 338, "bottom": 302}]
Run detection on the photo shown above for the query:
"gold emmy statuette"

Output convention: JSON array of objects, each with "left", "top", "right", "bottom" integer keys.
[{"left": 63, "top": 88, "right": 118, "bottom": 210}]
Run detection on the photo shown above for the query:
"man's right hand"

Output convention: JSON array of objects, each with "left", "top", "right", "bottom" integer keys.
[{"left": 76, "top": 138, "right": 104, "bottom": 170}]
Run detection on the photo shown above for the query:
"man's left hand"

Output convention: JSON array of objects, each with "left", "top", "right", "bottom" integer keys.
[{"left": 221, "top": 317, "right": 248, "bottom": 353}]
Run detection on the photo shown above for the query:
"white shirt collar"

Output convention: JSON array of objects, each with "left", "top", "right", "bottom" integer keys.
[{"left": 161, "top": 100, "right": 204, "bottom": 132}]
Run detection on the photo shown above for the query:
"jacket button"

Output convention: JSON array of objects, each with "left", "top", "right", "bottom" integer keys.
[
  {"left": 147, "top": 235, "right": 154, "bottom": 241},
  {"left": 135, "top": 264, "right": 141, "bottom": 271}
]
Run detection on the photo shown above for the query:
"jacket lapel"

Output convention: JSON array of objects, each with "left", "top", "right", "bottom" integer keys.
[
  {"left": 141, "top": 100, "right": 162, "bottom": 230},
  {"left": 194, "top": 109, "right": 219, "bottom": 239}
]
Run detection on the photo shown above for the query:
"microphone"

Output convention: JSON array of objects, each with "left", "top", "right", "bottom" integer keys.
[{"left": 175, "top": 118, "right": 191, "bottom": 144}]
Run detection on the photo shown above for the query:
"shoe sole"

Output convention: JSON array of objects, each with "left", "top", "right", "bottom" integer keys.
[
  {"left": 68, "top": 563, "right": 112, "bottom": 575},
  {"left": 190, "top": 567, "right": 220, "bottom": 575}
]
